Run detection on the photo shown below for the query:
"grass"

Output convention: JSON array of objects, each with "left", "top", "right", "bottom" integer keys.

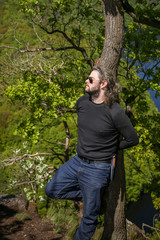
[
  {"left": 47, "top": 199, "right": 79, "bottom": 240},
  {"left": 46, "top": 199, "right": 106, "bottom": 240},
  {"left": 15, "top": 212, "right": 30, "bottom": 221}
]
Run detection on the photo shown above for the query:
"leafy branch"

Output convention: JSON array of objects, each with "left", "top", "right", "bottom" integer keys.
[
  {"left": 121, "top": 0, "right": 160, "bottom": 29},
  {"left": 2, "top": 153, "right": 54, "bottom": 166},
  {"left": 0, "top": 169, "right": 55, "bottom": 194}
]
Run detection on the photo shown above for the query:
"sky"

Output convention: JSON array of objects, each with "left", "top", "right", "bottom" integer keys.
[{"left": 149, "top": 90, "right": 160, "bottom": 111}]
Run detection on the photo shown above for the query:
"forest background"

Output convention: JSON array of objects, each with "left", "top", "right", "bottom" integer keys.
[{"left": 0, "top": 0, "right": 160, "bottom": 239}]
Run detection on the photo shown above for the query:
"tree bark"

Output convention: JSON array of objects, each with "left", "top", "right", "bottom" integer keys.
[
  {"left": 99, "top": 1, "right": 126, "bottom": 239},
  {"left": 100, "top": 0, "right": 124, "bottom": 79},
  {"left": 101, "top": 150, "right": 126, "bottom": 240}
]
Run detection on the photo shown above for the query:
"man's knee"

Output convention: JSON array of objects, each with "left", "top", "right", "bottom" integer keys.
[
  {"left": 45, "top": 183, "right": 52, "bottom": 198},
  {"left": 45, "top": 182, "right": 58, "bottom": 199}
]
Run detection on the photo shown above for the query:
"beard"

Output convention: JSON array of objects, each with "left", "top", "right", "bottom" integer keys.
[{"left": 85, "top": 84, "right": 101, "bottom": 100}]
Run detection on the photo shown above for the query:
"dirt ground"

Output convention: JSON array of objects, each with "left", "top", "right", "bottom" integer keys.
[{"left": 0, "top": 204, "right": 65, "bottom": 240}]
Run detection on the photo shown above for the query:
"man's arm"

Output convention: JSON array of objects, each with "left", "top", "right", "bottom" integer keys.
[{"left": 112, "top": 104, "right": 139, "bottom": 150}]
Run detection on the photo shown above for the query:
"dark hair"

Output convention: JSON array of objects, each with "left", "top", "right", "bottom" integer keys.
[{"left": 92, "top": 66, "right": 119, "bottom": 107}]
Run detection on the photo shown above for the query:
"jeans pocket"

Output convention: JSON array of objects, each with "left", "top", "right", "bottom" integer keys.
[{"left": 94, "top": 162, "right": 111, "bottom": 170}]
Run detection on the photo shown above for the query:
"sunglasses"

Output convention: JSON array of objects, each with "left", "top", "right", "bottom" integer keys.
[{"left": 88, "top": 77, "right": 93, "bottom": 84}]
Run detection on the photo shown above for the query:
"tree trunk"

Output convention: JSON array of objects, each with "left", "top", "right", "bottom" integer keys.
[
  {"left": 99, "top": 0, "right": 124, "bottom": 79},
  {"left": 101, "top": 150, "right": 127, "bottom": 240},
  {"left": 99, "top": 1, "right": 126, "bottom": 239}
]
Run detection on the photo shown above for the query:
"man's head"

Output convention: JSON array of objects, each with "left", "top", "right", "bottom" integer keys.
[
  {"left": 85, "top": 66, "right": 107, "bottom": 100},
  {"left": 85, "top": 66, "right": 119, "bottom": 106}
]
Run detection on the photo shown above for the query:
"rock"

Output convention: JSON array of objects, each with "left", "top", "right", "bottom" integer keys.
[{"left": 0, "top": 194, "right": 28, "bottom": 212}]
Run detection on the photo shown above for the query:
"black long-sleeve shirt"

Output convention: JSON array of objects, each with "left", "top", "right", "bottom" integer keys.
[{"left": 76, "top": 94, "right": 139, "bottom": 161}]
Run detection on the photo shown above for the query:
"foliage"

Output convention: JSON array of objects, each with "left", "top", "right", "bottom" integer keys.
[
  {"left": 119, "top": 19, "right": 160, "bottom": 209},
  {"left": 0, "top": 101, "right": 25, "bottom": 159},
  {"left": 119, "top": 59, "right": 160, "bottom": 209},
  {"left": 147, "top": 219, "right": 160, "bottom": 240},
  {"left": 134, "top": 0, "right": 160, "bottom": 21},
  {"left": 47, "top": 199, "right": 79, "bottom": 239},
  {"left": 5, "top": 68, "right": 81, "bottom": 143},
  {"left": 0, "top": 0, "right": 160, "bottom": 222},
  {"left": 124, "top": 109, "right": 160, "bottom": 209}
]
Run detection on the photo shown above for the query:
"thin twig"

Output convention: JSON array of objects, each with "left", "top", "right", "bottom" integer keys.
[
  {"left": 142, "top": 223, "right": 160, "bottom": 239},
  {"left": 0, "top": 169, "right": 55, "bottom": 194},
  {"left": 2, "top": 153, "right": 54, "bottom": 166}
]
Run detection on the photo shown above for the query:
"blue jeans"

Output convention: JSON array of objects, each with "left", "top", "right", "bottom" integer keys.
[{"left": 45, "top": 154, "right": 111, "bottom": 240}]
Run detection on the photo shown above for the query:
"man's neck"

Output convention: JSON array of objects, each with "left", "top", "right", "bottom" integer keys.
[{"left": 91, "top": 94, "right": 105, "bottom": 104}]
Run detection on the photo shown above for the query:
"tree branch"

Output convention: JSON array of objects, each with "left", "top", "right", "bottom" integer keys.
[
  {"left": 0, "top": 45, "right": 76, "bottom": 53},
  {"left": 1, "top": 17, "right": 93, "bottom": 67},
  {"left": 0, "top": 169, "right": 55, "bottom": 194},
  {"left": 17, "top": 169, "right": 56, "bottom": 186},
  {"left": 0, "top": 42, "right": 92, "bottom": 67},
  {"left": 126, "top": 219, "right": 153, "bottom": 240},
  {"left": 142, "top": 223, "right": 160, "bottom": 239},
  {"left": 2, "top": 153, "right": 54, "bottom": 166},
  {"left": 121, "top": 0, "right": 160, "bottom": 29},
  {"left": 129, "top": 56, "right": 139, "bottom": 70}
]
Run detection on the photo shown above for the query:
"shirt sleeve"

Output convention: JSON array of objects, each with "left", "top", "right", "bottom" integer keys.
[
  {"left": 111, "top": 104, "right": 139, "bottom": 150},
  {"left": 76, "top": 94, "right": 89, "bottom": 112}
]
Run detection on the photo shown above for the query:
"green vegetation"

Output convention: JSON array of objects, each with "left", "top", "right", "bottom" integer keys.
[
  {"left": 0, "top": 0, "right": 160, "bottom": 238},
  {"left": 147, "top": 219, "right": 160, "bottom": 240},
  {"left": 15, "top": 212, "right": 31, "bottom": 220},
  {"left": 47, "top": 200, "right": 79, "bottom": 239}
]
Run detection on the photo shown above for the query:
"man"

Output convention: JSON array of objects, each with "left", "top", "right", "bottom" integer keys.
[{"left": 45, "top": 66, "right": 139, "bottom": 240}]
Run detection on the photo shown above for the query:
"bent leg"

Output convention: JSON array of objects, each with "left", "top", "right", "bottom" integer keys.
[{"left": 45, "top": 155, "right": 83, "bottom": 201}]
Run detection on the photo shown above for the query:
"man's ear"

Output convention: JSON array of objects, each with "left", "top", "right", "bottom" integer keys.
[{"left": 101, "top": 80, "right": 108, "bottom": 89}]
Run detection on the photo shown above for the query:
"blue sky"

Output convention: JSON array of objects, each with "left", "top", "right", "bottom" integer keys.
[{"left": 149, "top": 90, "right": 160, "bottom": 111}]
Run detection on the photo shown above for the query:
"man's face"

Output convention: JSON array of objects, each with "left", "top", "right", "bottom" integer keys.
[{"left": 85, "top": 70, "right": 101, "bottom": 96}]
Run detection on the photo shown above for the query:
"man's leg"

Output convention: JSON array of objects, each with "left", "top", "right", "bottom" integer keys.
[
  {"left": 76, "top": 159, "right": 111, "bottom": 240},
  {"left": 45, "top": 155, "right": 83, "bottom": 201}
]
